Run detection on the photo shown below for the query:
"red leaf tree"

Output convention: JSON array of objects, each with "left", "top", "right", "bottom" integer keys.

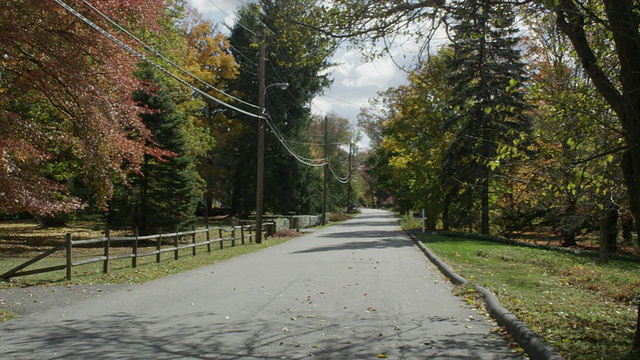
[{"left": 0, "top": 0, "right": 166, "bottom": 216}]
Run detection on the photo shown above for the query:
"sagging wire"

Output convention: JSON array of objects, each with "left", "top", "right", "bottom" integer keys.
[
  {"left": 53, "top": 0, "right": 263, "bottom": 120},
  {"left": 80, "top": 0, "right": 259, "bottom": 110},
  {"left": 263, "top": 114, "right": 327, "bottom": 167}
]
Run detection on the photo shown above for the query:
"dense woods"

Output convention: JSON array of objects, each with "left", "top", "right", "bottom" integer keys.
[{"left": 0, "top": 0, "right": 363, "bottom": 229}]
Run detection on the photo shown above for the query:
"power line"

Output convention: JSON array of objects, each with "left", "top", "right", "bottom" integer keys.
[
  {"left": 53, "top": 0, "right": 263, "bottom": 120},
  {"left": 80, "top": 0, "right": 258, "bottom": 110},
  {"left": 264, "top": 115, "right": 327, "bottom": 167}
]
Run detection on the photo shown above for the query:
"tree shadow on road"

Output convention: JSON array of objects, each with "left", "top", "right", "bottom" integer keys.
[
  {"left": 291, "top": 236, "right": 413, "bottom": 254},
  {"left": 0, "top": 310, "right": 521, "bottom": 360}
]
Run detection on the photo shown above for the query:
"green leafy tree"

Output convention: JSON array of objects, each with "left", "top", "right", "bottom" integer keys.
[{"left": 308, "top": 113, "right": 357, "bottom": 212}]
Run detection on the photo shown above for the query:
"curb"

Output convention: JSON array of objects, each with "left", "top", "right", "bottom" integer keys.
[{"left": 410, "top": 234, "right": 564, "bottom": 360}]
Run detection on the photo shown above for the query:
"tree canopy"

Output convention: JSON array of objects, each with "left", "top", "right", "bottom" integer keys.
[{"left": 0, "top": 0, "right": 167, "bottom": 216}]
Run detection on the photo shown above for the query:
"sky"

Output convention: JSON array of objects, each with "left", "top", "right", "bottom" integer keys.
[{"left": 187, "top": 0, "right": 416, "bottom": 148}]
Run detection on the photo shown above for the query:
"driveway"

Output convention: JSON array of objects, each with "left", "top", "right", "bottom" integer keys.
[{"left": 0, "top": 209, "right": 520, "bottom": 359}]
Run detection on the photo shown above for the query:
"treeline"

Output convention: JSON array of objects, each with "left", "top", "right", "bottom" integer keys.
[
  {"left": 355, "top": 3, "right": 633, "bottom": 254},
  {"left": 0, "top": 0, "right": 366, "bottom": 234}
]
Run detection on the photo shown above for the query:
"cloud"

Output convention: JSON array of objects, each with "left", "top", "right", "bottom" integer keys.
[{"left": 189, "top": 0, "right": 237, "bottom": 30}]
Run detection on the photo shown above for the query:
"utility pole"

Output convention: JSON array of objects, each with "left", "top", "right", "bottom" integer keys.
[
  {"left": 347, "top": 143, "right": 352, "bottom": 213},
  {"left": 256, "top": 40, "right": 266, "bottom": 244},
  {"left": 321, "top": 115, "right": 328, "bottom": 225}
]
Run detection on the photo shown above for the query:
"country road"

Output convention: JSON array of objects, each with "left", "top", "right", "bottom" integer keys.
[{"left": 0, "top": 209, "right": 520, "bottom": 359}]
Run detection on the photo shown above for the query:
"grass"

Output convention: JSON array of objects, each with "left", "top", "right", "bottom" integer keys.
[
  {"left": 415, "top": 232, "right": 640, "bottom": 360},
  {"left": 0, "top": 218, "right": 299, "bottom": 321}
]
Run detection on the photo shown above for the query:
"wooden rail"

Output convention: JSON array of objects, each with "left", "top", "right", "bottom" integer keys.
[{"left": 1, "top": 222, "right": 274, "bottom": 281}]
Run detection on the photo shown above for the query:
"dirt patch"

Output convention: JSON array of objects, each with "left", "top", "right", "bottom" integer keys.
[{"left": 271, "top": 229, "right": 304, "bottom": 238}]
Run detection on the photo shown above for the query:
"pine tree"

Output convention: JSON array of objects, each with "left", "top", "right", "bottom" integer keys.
[
  {"left": 108, "top": 66, "right": 198, "bottom": 234},
  {"left": 226, "top": 1, "right": 335, "bottom": 216},
  {"left": 441, "top": 0, "right": 530, "bottom": 234}
]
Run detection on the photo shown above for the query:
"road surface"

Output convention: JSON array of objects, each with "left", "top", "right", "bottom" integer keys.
[{"left": 0, "top": 209, "right": 520, "bottom": 359}]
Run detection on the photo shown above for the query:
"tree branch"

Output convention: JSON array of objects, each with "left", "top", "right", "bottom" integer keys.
[{"left": 554, "top": 0, "right": 624, "bottom": 116}]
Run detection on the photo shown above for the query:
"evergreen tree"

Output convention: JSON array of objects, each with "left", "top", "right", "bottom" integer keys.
[
  {"left": 226, "top": 1, "right": 336, "bottom": 216},
  {"left": 108, "top": 66, "right": 198, "bottom": 234},
  {"left": 441, "top": 0, "right": 530, "bottom": 234}
]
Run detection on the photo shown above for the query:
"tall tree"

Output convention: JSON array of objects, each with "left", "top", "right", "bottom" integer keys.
[
  {"left": 0, "top": 0, "right": 167, "bottom": 217},
  {"left": 310, "top": 0, "right": 640, "bottom": 350},
  {"left": 178, "top": 12, "right": 240, "bottom": 215},
  {"left": 108, "top": 66, "right": 198, "bottom": 234},
  {"left": 441, "top": 0, "right": 531, "bottom": 234},
  {"left": 226, "top": 0, "right": 336, "bottom": 216}
]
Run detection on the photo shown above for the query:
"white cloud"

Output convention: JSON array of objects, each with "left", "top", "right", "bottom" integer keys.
[{"left": 189, "top": 1, "right": 416, "bottom": 137}]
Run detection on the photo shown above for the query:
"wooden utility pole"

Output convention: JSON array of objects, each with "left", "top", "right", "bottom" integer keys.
[
  {"left": 256, "top": 40, "right": 266, "bottom": 243},
  {"left": 322, "top": 115, "right": 328, "bottom": 224}
]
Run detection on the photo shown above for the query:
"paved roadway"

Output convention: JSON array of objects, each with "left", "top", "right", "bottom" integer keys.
[{"left": 0, "top": 209, "right": 520, "bottom": 359}]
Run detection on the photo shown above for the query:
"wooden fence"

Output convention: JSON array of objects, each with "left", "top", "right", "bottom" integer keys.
[{"left": 0, "top": 222, "right": 274, "bottom": 281}]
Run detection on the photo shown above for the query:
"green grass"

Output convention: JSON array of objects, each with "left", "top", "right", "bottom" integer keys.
[
  {"left": 1, "top": 238, "right": 293, "bottom": 288},
  {"left": 0, "top": 237, "right": 294, "bottom": 321},
  {"left": 416, "top": 232, "right": 640, "bottom": 360},
  {"left": 396, "top": 213, "right": 422, "bottom": 231}
]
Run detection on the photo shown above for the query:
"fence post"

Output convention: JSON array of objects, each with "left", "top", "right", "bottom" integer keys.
[
  {"left": 231, "top": 227, "right": 236, "bottom": 247},
  {"left": 66, "top": 233, "right": 72, "bottom": 280},
  {"left": 156, "top": 230, "right": 162, "bottom": 263},
  {"left": 206, "top": 224, "right": 211, "bottom": 253},
  {"left": 241, "top": 225, "right": 245, "bottom": 245},
  {"left": 191, "top": 225, "right": 196, "bottom": 256},
  {"left": 219, "top": 227, "right": 224, "bottom": 249},
  {"left": 266, "top": 222, "right": 275, "bottom": 237},
  {"left": 174, "top": 228, "right": 180, "bottom": 260},
  {"left": 132, "top": 228, "right": 139, "bottom": 268},
  {"left": 248, "top": 224, "right": 253, "bottom": 243},
  {"left": 103, "top": 229, "right": 110, "bottom": 274}
]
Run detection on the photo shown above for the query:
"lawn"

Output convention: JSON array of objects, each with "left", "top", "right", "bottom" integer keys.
[
  {"left": 0, "top": 218, "right": 298, "bottom": 321},
  {"left": 415, "top": 232, "right": 640, "bottom": 360}
]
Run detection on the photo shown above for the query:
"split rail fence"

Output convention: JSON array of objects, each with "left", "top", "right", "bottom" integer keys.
[{"left": 0, "top": 223, "right": 274, "bottom": 281}]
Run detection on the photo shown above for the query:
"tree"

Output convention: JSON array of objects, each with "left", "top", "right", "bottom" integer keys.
[
  {"left": 0, "top": 0, "right": 168, "bottom": 217},
  {"left": 441, "top": 0, "right": 531, "bottom": 234},
  {"left": 108, "top": 66, "right": 198, "bottom": 234},
  {"left": 310, "top": 0, "right": 640, "bottom": 350},
  {"left": 517, "top": 10, "right": 625, "bottom": 247},
  {"left": 308, "top": 113, "right": 357, "bottom": 212},
  {"left": 178, "top": 12, "right": 240, "bottom": 215},
  {"left": 357, "top": 51, "right": 453, "bottom": 224},
  {"left": 225, "top": 0, "right": 336, "bottom": 216}
]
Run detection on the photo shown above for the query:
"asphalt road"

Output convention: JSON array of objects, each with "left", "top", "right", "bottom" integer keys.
[{"left": 0, "top": 209, "right": 520, "bottom": 359}]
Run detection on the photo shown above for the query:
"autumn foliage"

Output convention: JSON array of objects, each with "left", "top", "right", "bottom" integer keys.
[{"left": 0, "top": 0, "right": 166, "bottom": 216}]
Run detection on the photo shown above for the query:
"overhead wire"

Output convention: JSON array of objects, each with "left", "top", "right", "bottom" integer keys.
[
  {"left": 264, "top": 115, "right": 327, "bottom": 167},
  {"left": 328, "top": 160, "right": 352, "bottom": 184},
  {"left": 65, "top": 0, "right": 349, "bottom": 172},
  {"left": 53, "top": 0, "right": 263, "bottom": 119},
  {"left": 80, "top": 0, "right": 259, "bottom": 110}
]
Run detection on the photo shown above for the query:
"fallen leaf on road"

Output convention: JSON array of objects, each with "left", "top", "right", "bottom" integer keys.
[{"left": 377, "top": 354, "right": 388, "bottom": 358}]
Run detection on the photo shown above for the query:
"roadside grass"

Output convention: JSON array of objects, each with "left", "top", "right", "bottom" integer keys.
[
  {"left": 1, "top": 218, "right": 298, "bottom": 322},
  {"left": 397, "top": 213, "right": 421, "bottom": 230},
  {"left": 415, "top": 232, "right": 640, "bottom": 360}
]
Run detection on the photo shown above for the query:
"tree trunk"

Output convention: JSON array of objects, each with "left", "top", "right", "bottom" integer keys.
[
  {"left": 555, "top": 0, "right": 640, "bottom": 352},
  {"left": 442, "top": 192, "right": 450, "bottom": 231},
  {"left": 561, "top": 198, "right": 578, "bottom": 247},
  {"left": 599, "top": 210, "right": 610, "bottom": 263},
  {"left": 481, "top": 173, "right": 490, "bottom": 235}
]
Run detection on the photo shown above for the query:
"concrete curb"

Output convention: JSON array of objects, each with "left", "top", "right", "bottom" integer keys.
[{"left": 410, "top": 234, "right": 564, "bottom": 360}]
